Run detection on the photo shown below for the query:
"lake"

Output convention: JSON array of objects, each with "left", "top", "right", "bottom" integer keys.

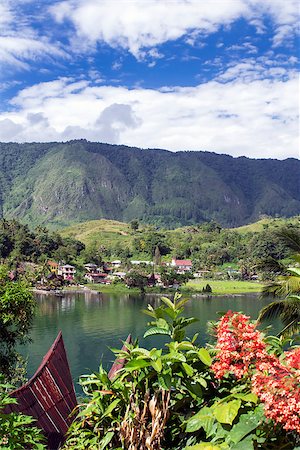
[{"left": 22, "top": 292, "right": 278, "bottom": 394}]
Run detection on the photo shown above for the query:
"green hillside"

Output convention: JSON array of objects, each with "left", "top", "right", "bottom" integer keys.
[
  {"left": 60, "top": 219, "right": 132, "bottom": 249},
  {"left": 60, "top": 216, "right": 300, "bottom": 262},
  {"left": 0, "top": 140, "right": 299, "bottom": 228}
]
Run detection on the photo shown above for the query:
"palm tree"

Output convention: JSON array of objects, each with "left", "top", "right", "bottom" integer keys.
[{"left": 258, "top": 227, "right": 300, "bottom": 337}]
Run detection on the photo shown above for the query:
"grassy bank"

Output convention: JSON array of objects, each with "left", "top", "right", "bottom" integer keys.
[
  {"left": 83, "top": 280, "right": 263, "bottom": 295},
  {"left": 85, "top": 283, "right": 140, "bottom": 294},
  {"left": 182, "top": 279, "right": 263, "bottom": 295}
]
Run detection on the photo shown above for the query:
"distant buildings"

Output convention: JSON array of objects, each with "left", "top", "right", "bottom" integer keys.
[{"left": 171, "top": 258, "right": 193, "bottom": 273}]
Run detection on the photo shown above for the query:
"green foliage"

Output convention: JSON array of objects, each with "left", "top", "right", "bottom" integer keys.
[
  {"left": 124, "top": 270, "right": 148, "bottom": 292},
  {"left": 0, "top": 218, "right": 85, "bottom": 263},
  {"left": 63, "top": 293, "right": 214, "bottom": 449},
  {"left": 1, "top": 141, "right": 299, "bottom": 228},
  {"left": 259, "top": 226, "right": 300, "bottom": 337},
  {"left": 63, "top": 293, "right": 297, "bottom": 449},
  {"left": 0, "top": 266, "right": 36, "bottom": 382},
  {"left": 0, "top": 375, "right": 46, "bottom": 449}
]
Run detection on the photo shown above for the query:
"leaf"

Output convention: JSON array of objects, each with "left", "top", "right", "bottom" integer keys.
[
  {"left": 182, "top": 362, "right": 194, "bottom": 376},
  {"left": 232, "top": 393, "right": 258, "bottom": 404},
  {"left": 176, "top": 297, "right": 190, "bottom": 310},
  {"left": 152, "top": 358, "right": 163, "bottom": 373},
  {"left": 158, "top": 372, "right": 172, "bottom": 389},
  {"left": 143, "top": 327, "right": 171, "bottom": 338},
  {"left": 186, "top": 406, "right": 214, "bottom": 433},
  {"left": 125, "top": 359, "right": 150, "bottom": 370},
  {"left": 198, "top": 348, "right": 212, "bottom": 366},
  {"left": 185, "top": 444, "right": 223, "bottom": 449},
  {"left": 161, "top": 296, "right": 175, "bottom": 309},
  {"left": 165, "top": 351, "right": 186, "bottom": 362},
  {"left": 177, "top": 341, "right": 195, "bottom": 351},
  {"left": 213, "top": 399, "right": 241, "bottom": 425},
  {"left": 101, "top": 399, "right": 120, "bottom": 419},
  {"left": 229, "top": 406, "right": 264, "bottom": 444},
  {"left": 99, "top": 431, "right": 114, "bottom": 449},
  {"left": 230, "top": 436, "right": 254, "bottom": 450}
]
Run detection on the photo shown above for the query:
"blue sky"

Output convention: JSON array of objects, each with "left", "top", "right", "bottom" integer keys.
[{"left": 0, "top": 0, "right": 299, "bottom": 159}]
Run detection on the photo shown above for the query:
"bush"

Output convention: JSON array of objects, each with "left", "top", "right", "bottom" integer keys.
[
  {"left": 0, "top": 375, "right": 46, "bottom": 449},
  {"left": 63, "top": 294, "right": 299, "bottom": 450}
]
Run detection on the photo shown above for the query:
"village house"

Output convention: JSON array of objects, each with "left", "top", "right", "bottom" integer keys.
[
  {"left": 171, "top": 258, "right": 193, "bottom": 273},
  {"left": 84, "top": 272, "right": 110, "bottom": 284},
  {"left": 111, "top": 260, "right": 122, "bottom": 268},
  {"left": 84, "top": 263, "right": 99, "bottom": 273},
  {"left": 58, "top": 264, "right": 76, "bottom": 280}
]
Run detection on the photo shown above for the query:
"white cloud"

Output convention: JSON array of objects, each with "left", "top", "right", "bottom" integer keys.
[
  {"left": 0, "top": 0, "right": 67, "bottom": 69},
  {"left": 1, "top": 70, "right": 298, "bottom": 159},
  {"left": 50, "top": 0, "right": 299, "bottom": 58}
]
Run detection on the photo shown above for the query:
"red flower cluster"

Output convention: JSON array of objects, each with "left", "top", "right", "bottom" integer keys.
[
  {"left": 211, "top": 311, "right": 266, "bottom": 379},
  {"left": 212, "top": 311, "right": 300, "bottom": 433},
  {"left": 252, "top": 354, "right": 300, "bottom": 433}
]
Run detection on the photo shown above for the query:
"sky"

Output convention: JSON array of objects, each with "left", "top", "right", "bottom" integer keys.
[{"left": 0, "top": 0, "right": 299, "bottom": 159}]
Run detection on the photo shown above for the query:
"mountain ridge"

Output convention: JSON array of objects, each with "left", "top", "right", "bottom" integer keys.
[{"left": 0, "top": 140, "right": 299, "bottom": 228}]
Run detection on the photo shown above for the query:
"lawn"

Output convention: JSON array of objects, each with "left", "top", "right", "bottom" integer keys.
[{"left": 183, "top": 279, "right": 263, "bottom": 295}]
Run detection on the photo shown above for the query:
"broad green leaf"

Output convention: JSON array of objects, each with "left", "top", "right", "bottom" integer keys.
[
  {"left": 165, "top": 351, "right": 186, "bottom": 362},
  {"left": 125, "top": 359, "right": 150, "bottom": 370},
  {"left": 213, "top": 399, "right": 241, "bottom": 425},
  {"left": 185, "top": 380, "right": 203, "bottom": 398},
  {"left": 198, "top": 348, "right": 212, "bottom": 366},
  {"left": 158, "top": 372, "right": 172, "bottom": 389},
  {"left": 229, "top": 406, "right": 264, "bottom": 444},
  {"left": 143, "top": 327, "right": 171, "bottom": 338},
  {"left": 182, "top": 362, "right": 194, "bottom": 376},
  {"left": 232, "top": 393, "right": 258, "bottom": 404},
  {"left": 131, "top": 348, "right": 151, "bottom": 357},
  {"left": 152, "top": 358, "right": 163, "bottom": 372},
  {"left": 186, "top": 406, "right": 214, "bottom": 433},
  {"left": 177, "top": 341, "right": 194, "bottom": 351},
  {"left": 230, "top": 435, "right": 254, "bottom": 450},
  {"left": 161, "top": 296, "right": 175, "bottom": 309}
]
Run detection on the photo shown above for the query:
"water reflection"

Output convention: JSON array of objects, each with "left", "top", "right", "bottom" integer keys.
[{"left": 22, "top": 292, "right": 279, "bottom": 393}]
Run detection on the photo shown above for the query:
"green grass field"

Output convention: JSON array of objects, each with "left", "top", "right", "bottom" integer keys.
[
  {"left": 60, "top": 219, "right": 132, "bottom": 248},
  {"left": 231, "top": 216, "right": 300, "bottom": 234},
  {"left": 183, "top": 280, "right": 263, "bottom": 295}
]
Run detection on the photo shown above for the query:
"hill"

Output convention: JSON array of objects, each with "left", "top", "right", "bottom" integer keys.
[{"left": 0, "top": 140, "right": 299, "bottom": 228}]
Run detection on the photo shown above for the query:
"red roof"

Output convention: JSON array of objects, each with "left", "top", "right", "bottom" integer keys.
[{"left": 174, "top": 259, "right": 192, "bottom": 266}]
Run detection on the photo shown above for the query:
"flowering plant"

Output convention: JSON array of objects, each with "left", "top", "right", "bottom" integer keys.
[{"left": 211, "top": 311, "right": 300, "bottom": 434}]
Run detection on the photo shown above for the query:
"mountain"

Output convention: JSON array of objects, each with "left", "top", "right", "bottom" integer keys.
[{"left": 0, "top": 140, "right": 299, "bottom": 228}]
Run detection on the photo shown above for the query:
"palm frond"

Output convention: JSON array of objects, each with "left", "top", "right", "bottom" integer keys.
[
  {"left": 258, "top": 296, "right": 300, "bottom": 338},
  {"left": 258, "top": 301, "right": 285, "bottom": 322},
  {"left": 254, "top": 257, "right": 284, "bottom": 273},
  {"left": 274, "top": 227, "right": 300, "bottom": 253},
  {"left": 260, "top": 281, "right": 285, "bottom": 298}
]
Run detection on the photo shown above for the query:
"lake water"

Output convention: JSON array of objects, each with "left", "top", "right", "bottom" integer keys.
[{"left": 22, "top": 292, "right": 278, "bottom": 394}]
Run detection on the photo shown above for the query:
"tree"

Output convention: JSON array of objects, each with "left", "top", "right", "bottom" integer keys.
[
  {"left": 258, "top": 227, "right": 300, "bottom": 337},
  {"left": 0, "top": 375, "right": 46, "bottom": 449},
  {"left": 125, "top": 270, "right": 148, "bottom": 292},
  {"left": 154, "top": 245, "right": 161, "bottom": 266},
  {"left": 130, "top": 219, "right": 139, "bottom": 231},
  {"left": 0, "top": 265, "right": 36, "bottom": 383}
]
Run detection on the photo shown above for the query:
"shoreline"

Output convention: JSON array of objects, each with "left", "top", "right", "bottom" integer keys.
[{"left": 32, "top": 286, "right": 262, "bottom": 297}]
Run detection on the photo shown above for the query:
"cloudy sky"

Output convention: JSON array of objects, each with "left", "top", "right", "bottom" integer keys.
[{"left": 0, "top": 0, "right": 299, "bottom": 159}]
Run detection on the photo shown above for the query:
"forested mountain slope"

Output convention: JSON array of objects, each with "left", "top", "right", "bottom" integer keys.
[{"left": 0, "top": 140, "right": 299, "bottom": 228}]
